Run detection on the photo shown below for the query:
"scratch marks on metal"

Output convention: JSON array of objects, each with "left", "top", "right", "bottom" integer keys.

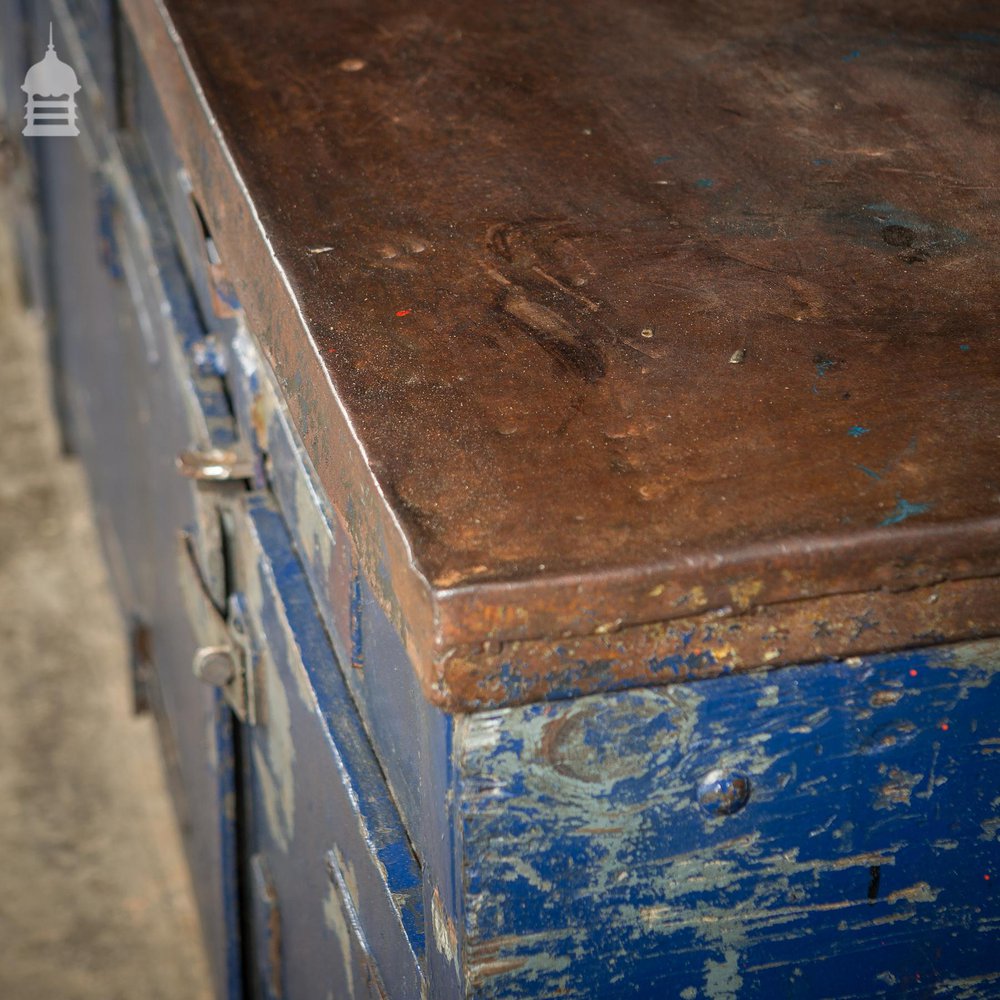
[
  {"left": 323, "top": 871, "right": 355, "bottom": 998},
  {"left": 431, "top": 886, "right": 460, "bottom": 975}
]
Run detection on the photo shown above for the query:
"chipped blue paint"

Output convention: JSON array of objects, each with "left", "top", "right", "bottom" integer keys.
[
  {"left": 848, "top": 425, "right": 869, "bottom": 437},
  {"left": 856, "top": 464, "right": 882, "bottom": 480},
  {"left": 961, "top": 343, "right": 971, "bottom": 351},
  {"left": 242, "top": 497, "right": 425, "bottom": 997},
  {"left": 842, "top": 49, "right": 861, "bottom": 61},
  {"left": 880, "top": 496, "right": 932, "bottom": 527},
  {"left": 246, "top": 355, "right": 466, "bottom": 994},
  {"left": 350, "top": 573, "right": 365, "bottom": 670},
  {"left": 653, "top": 154, "right": 674, "bottom": 164},
  {"left": 456, "top": 641, "right": 1000, "bottom": 998},
  {"left": 95, "top": 180, "right": 124, "bottom": 280},
  {"left": 695, "top": 177, "right": 715, "bottom": 189},
  {"left": 811, "top": 157, "right": 832, "bottom": 166}
]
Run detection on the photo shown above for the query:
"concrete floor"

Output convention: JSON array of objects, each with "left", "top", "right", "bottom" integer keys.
[{"left": 0, "top": 203, "right": 213, "bottom": 998}]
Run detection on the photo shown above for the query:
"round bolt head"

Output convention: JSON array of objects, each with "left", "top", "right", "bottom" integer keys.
[
  {"left": 193, "top": 645, "right": 235, "bottom": 687},
  {"left": 697, "top": 769, "right": 752, "bottom": 817}
]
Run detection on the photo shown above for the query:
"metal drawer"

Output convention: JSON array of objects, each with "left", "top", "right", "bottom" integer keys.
[{"left": 207, "top": 493, "right": 427, "bottom": 998}]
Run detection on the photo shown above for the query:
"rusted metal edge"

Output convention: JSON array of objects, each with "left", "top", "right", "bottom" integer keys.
[
  {"left": 433, "top": 516, "right": 1000, "bottom": 646},
  {"left": 123, "top": 0, "right": 1000, "bottom": 712},
  {"left": 120, "top": 0, "right": 438, "bottom": 666},
  {"left": 427, "top": 576, "right": 1000, "bottom": 711}
]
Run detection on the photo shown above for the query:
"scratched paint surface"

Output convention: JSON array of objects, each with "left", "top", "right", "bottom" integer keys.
[
  {"left": 457, "top": 640, "right": 1000, "bottom": 998},
  {"left": 239, "top": 497, "right": 425, "bottom": 998}
]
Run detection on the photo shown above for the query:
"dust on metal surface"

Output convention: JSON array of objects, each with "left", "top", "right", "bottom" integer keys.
[{"left": 122, "top": 0, "right": 1000, "bottom": 707}]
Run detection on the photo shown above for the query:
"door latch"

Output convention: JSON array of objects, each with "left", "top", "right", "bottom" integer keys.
[
  {"left": 176, "top": 445, "right": 255, "bottom": 482},
  {"left": 177, "top": 528, "right": 257, "bottom": 724}
]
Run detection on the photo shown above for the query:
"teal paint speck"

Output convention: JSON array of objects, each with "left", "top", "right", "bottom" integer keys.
[
  {"left": 856, "top": 464, "right": 882, "bottom": 481},
  {"left": 848, "top": 425, "right": 869, "bottom": 438},
  {"left": 960, "top": 344, "right": 971, "bottom": 351},
  {"left": 695, "top": 178, "right": 714, "bottom": 189},
  {"left": 843, "top": 49, "right": 862, "bottom": 62},
  {"left": 880, "top": 497, "right": 932, "bottom": 527}
]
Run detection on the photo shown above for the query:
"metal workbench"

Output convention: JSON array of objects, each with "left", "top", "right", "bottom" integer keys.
[{"left": 3, "top": 0, "right": 999, "bottom": 996}]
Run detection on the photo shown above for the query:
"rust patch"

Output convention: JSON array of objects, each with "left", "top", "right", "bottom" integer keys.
[
  {"left": 870, "top": 689, "right": 904, "bottom": 708},
  {"left": 121, "top": 0, "right": 1000, "bottom": 715},
  {"left": 875, "top": 766, "right": 923, "bottom": 811}
]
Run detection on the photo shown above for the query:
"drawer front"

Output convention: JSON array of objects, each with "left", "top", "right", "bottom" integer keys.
[
  {"left": 234, "top": 495, "right": 425, "bottom": 999},
  {"left": 456, "top": 641, "right": 1000, "bottom": 999}
]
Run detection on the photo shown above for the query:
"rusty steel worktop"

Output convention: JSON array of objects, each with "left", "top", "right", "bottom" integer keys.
[{"left": 123, "top": 0, "right": 1000, "bottom": 708}]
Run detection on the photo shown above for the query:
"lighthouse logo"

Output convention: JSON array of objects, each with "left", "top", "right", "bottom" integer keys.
[{"left": 22, "top": 23, "right": 81, "bottom": 137}]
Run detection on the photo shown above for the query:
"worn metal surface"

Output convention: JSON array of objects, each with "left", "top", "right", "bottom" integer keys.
[
  {"left": 237, "top": 494, "right": 425, "bottom": 999},
  {"left": 456, "top": 638, "right": 1000, "bottom": 998},
  {"left": 120, "top": 0, "right": 1000, "bottom": 708},
  {"left": 22, "top": 3, "right": 1000, "bottom": 996}
]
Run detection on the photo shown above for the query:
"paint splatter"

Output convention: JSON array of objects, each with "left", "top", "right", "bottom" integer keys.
[
  {"left": 880, "top": 497, "right": 932, "bottom": 527},
  {"left": 848, "top": 425, "right": 869, "bottom": 438},
  {"left": 395, "top": 309, "right": 412, "bottom": 317}
]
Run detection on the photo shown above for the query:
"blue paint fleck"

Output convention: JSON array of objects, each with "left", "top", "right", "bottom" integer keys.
[
  {"left": 694, "top": 178, "right": 714, "bottom": 189},
  {"left": 653, "top": 154, "right": 674, "bottom": 165},
  {"left": 956, "top": 30, "right": 1000, "bottom": 45},
  {"left": 842, "top": 49, "right": 862, "bottom": 62},
  {"left": 880, "top": 497, "right": 932, "bottom": 527},
  {"left": 848, "top": 425, "right": 869, "bottom": 438},
  {"left": 812, "top": 158, "right": 832, "bottom": 166},
  {"left": 856, "top": 464, "right": 882, "bottom": 481},
  {"left": 862, "top": 201, "right": 970, "bottom": 249},
  {"left": 816, "top": 359, "right": 836, "bottom": 378},
  {"left": 960, "top": 344, "right": 971, "bottom": 352}
]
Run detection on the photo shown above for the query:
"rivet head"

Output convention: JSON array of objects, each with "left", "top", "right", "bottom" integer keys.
[
  {"left": 697, "top": 769, "right": 751, "bottom": 816},
  {"left": 193, "top": 646, "right": 236, "bottom": 687}
]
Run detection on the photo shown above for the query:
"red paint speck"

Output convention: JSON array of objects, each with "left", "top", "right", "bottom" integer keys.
[
  {"left": 985, "top": 874, "right": 992, "bottom": 881},
  {"left": 939, "top": 723, "right": 949, "bottom": 731},
  {"left": 908, "top": 669, "right": 918, "bottom": 677},
  {"left": 396, "top": 309, "right": 412, "bottom": 317}
]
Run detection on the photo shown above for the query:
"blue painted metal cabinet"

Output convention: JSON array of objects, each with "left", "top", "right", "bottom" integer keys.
[{"left": 4, "top": 1, "right": 999, "bottom": 998}]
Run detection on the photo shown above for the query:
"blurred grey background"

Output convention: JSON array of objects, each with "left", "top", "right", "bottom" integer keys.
[{"left": 0, "top": 192, "right": 213, "bottom": 999}]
